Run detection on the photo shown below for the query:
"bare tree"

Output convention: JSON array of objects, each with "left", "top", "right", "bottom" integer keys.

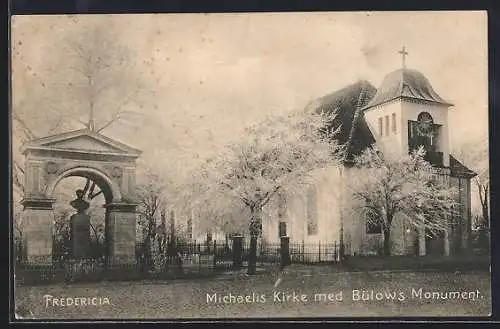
[
  {"left": 188, "top": 110, "right": 341, "bottom": 274},
  {"left": 52, "top": 209, "right": 72, "bottom": 260},
  {"left": 12, "top": 17, "right": 153, "bottom": 209},
  {"left": 136, "top": 169, "right": 170, "bottom": 270},
  {"left": 453, "top": 135, "right": 489, "bottom": 231},
  {"left": 349, "top": 146, "right": 459, "bottom": 256},
  {"left": 59, "top": 19, "right": 148, "bottom": 133}
]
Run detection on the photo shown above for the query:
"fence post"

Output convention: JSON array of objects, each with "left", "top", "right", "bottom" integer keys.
[
  {"left": 213, "top": 240, "right": 217, "bottom": 269},
  {"left": 318, "top": 240, "right": 321, "bottom": 263},
  {"left": 258, "top": 239, "right": 263, "bottom": 265},
  {"left": 302, "top": 240, "right": 305, "bottom": 263},
  {"left": 334, "top": 241, "right": 338, "bottom": 263},
  {"left": 197, "top": 242, "right": 201, "bottom": 273},
  {"left": 280, "top": 236, "right": 291, "bottom": 268},
  {"left": 232, "top": 235, "right": 243, "bottom": 270}
]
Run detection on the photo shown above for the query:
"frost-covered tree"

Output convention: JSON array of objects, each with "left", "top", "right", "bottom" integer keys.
[
  {"left": 187, "top": 110, "right": 341, "bottom": 274},
  {"left": 350, "top": 146, "right": 459, "bottom": 256}
]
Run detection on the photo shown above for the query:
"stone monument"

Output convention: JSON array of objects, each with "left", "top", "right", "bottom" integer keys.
[{"left": 69, "top": 189, "right": 91, "bottom": 259}]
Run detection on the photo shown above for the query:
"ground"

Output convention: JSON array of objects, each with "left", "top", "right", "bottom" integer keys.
[{"left": 14, "top": 268, "right": 491, "bottom": 319}]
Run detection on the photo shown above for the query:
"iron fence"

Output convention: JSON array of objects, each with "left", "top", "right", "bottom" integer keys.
[
  {"left": 14, "top": 239, "right": 235, "bottom": 285},
  {"left": 239, "top": 240, "right": 345, "bottom": 265},
  {"left": 14, "top": 238, "right": 345, "bottom": 285}
]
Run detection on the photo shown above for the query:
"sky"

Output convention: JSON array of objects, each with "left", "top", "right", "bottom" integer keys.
[{"left": 11, "top": 11, "right": 488, "bottom": 183}]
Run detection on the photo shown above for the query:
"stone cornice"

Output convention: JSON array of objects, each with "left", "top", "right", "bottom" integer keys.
[
  {"left": 105, "top": 202, "right": 139, "bottom": 212},
  {"left": 24, "top": 146, "right": 140, "bottom": 159},
  {"left": 21, "top": 198, "right": 56, "bottom": 210},
  {"left": 362, "top": 96, "right": 452, "bottom": 112}
]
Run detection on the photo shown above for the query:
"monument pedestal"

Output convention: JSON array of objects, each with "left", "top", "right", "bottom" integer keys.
[
  {"left": 21, "top": 198, "right": 55, "bottom": 265},
  {"left": 105, "top": 203, "right": 137, "bottom": 265},
  {"left": 70, "top": 213, "right": 91, "bottom": 259}
]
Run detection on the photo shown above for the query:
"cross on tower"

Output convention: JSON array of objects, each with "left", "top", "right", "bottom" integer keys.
[{"left": 398, "top": 46, "right": 409, "bottom": 69}]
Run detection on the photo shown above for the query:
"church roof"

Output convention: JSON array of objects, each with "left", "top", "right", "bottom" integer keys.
[
  {"left": 311, "top": 80, "right": 377, "bottom": 163},
  {"left": 310, "top": 72, "right": 475, "bottom": 173},
  {"left": 362, "top": 68, "right": 453, "bottom": 111},
  {"left": 449, "top": 155, "right": 477, "bottom": 178}
]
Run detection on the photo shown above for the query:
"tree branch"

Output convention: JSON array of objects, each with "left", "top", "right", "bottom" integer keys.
[
  {"left": 89, "top": 190, "right": 103, "bottom": 200},
  {"left": 96, "top": 92, "right": 141, "bottom": 133}
]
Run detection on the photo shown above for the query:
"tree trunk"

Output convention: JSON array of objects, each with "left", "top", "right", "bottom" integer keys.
[
  {"left": 247, "top": 207, "right": 262, "bottom": 275},
  {"left": 144, "top": 237, "right": 153, "bottom": 271},
  {"left": 383, "top": 227, "right": 391, "bottom": 257},
  {"left": 479, "top": 197, "right": 490, "bottom": 251},
  {"left": 248, "top": 236, "right": 258, "bottom": 275},
  {"left": 481, "top": 200, "right": 489, "bottom": 229}
]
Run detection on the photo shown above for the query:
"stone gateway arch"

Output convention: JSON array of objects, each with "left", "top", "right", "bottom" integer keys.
[{"left": 19, "top": 129, "right": 141, "bottom": 265}]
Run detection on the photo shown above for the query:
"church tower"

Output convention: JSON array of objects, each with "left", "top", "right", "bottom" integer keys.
[{"left": 362, "top": 47, "right": 453, "bottom": 167}]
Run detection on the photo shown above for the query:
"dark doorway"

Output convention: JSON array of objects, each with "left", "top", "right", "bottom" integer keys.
[{"left": 425, "top": 229, "right": 445, "bottom": 255}]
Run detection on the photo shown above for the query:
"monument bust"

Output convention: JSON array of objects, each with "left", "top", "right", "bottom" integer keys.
[
  {"left": 70, "top": 189, "right": 90, "bottom": 214},
  {"left": 69, "top": 189, "right": 91, "bottom": 259}
]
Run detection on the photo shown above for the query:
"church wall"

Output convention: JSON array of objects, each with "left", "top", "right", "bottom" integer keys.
[
  {"left": 286, "top": 167, "right": 343, "bottom": 245},
  {"left": 261, "top": 199, "right": 279, "bottom": 243},
  {"left": 448, "top": 175, "right": 473, "bottom": 253},
  {"left": 460, "top": 177, "right": 472, "bottom": 250},
  {"left": 465, "top": 179, "right": 472, "bottom": 250},
  {"left": 449, "top": 176, "right": 461, "bottom": 253},
  {"left": 314, "top": 167, "right": 342, "bottom": 245},
  {"left": 259, "top": 164, "right": 469, "bottom": 259},
  {"left": 363, "top": 100, "right": 404, "bottom": 156},
  {"left": 401, "top": 101, "right": 450, "bottom": 167},
  {"left": 260, "top": 166, "right": 343, "bottom": 261},
  {"left": 340, "top": 166, "right": 380, "bottom": 256}
]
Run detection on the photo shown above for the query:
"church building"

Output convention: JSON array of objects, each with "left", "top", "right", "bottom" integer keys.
[{"left": 260, "top": 49, "right": 476, "bottom": 258}]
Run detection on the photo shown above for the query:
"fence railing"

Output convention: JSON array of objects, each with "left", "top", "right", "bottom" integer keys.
[
  {"left": 14, "top": 238, "right": 345, "bottom": 285},
  {"left": 249, "top": 241, "right": 344, "bottom": 264}
]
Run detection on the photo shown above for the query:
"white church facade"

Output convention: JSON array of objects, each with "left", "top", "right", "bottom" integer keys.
[{"left": 259, "top": 59, "right": 476, "bottom": 258}]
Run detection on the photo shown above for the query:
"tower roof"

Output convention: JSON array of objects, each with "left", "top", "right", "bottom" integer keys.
[{"left": 362, "top": 68, "right": 453, "bottom": 111}]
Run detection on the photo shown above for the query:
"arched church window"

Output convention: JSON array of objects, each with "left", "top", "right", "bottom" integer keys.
[
  {"left": 306, "top": 187, "right": 318, "bottom": 236},
  {"left": 416, "top": 112, "right": 434, "bottom": 136},
  {"left": 366, "top": 212, "right": 382, "bottom": 234},
  {"left": 408, "top": 112, "right": 441, "bottom": 161},
  {"left": 277, "top": 192, "right": 286, "bottom": 219},
  {"left": 277, "top": 192, "right": 287, "bottom": 238}
]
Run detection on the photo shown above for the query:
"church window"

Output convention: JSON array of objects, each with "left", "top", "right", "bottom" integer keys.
[
  {"left": 391, "top": 113, "right": 397, "bottom": 133},
  {"left": 279, "top": 221, "right": 287, "bottom": 238},
  {"left": 366, "top": 221, "right": 382, "bottom": 234},
  {"left": 408, "top": 112, "right": 442, "bottom": 164},
  {"left": 378, "top": 117, "right": 383, "bottom": 136},
  {"left": 277, "top": 192, "right": 286, "bottom": 219},
  {"left": 306, "top": 187, "right": 318, "bottom": 235},
  {"left": 366, "top": 212, "right": 382, "bottom": 234},
  {"left": 277, "top": 192, "right": 287, "bottom": 238},
  {"left": 385, "top": 115, "right": 390, "bottom": 136},
  {"left": 408, "top": 121, "right": 414, "bottom": 138}
]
